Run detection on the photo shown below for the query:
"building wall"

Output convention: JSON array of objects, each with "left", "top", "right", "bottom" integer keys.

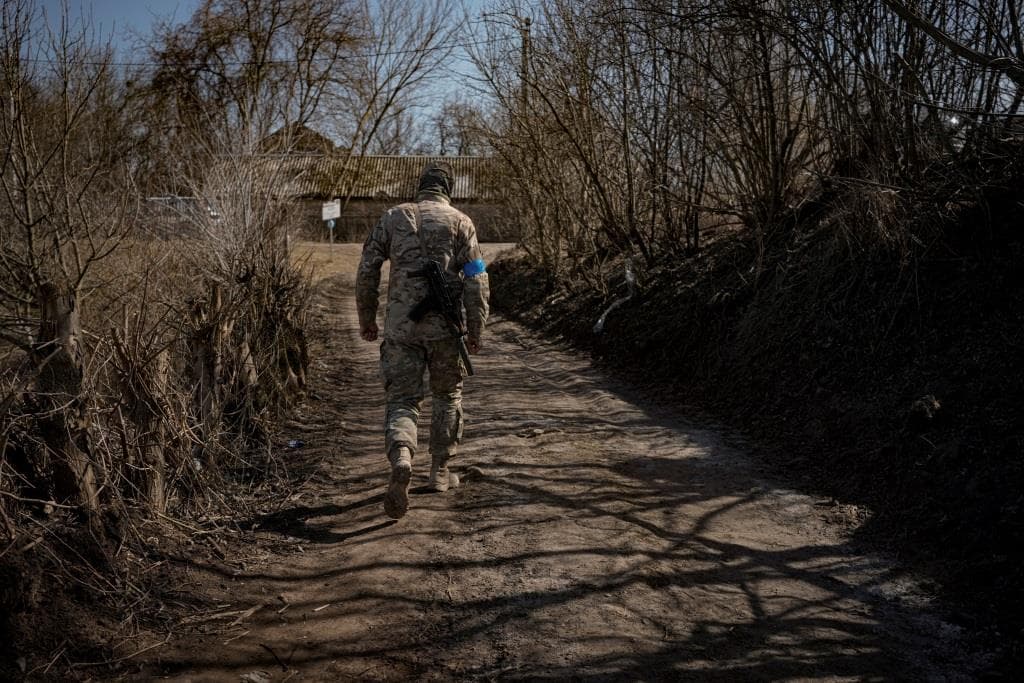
[{"left": 290, "top": 199, "right": 520, "bottom": 243}]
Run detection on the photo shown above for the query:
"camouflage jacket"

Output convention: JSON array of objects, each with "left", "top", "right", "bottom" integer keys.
[{"left": 356, "top": 196, "right": 490, "bottom": 342}]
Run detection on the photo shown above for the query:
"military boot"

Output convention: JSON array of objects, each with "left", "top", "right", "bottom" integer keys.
[
  {"left": 428, "top": 455, "right": 460, "bottom": 493},
  {"left": 384, "top": 446, "right": 412, "bottom": 519}
]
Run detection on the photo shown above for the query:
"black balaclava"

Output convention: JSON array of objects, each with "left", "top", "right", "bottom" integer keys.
[{"left": 416, "top": 162, "right": 454, "bottom": 201}]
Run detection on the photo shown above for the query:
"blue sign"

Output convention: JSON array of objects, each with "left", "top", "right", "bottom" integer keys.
[{"left": 326, "top": 219, "right": 336, "bottom": 229}]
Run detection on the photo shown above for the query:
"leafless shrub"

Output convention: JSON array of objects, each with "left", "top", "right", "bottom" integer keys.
[
  {"left": 1, "top": 0, "right": 327, "bottom": 527},
  {"left": 0, "top": 0, "right": 140, "bottom": 515},
  {"left": 469, "top": 0, "right": 1023, "bottom": 278}
]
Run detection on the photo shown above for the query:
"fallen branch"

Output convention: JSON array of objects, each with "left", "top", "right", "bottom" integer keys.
[
  {"left": 229, "top": 604, "right": 264, "bottom": 627},
  {"left": 224, "top": 630, "right": 250, "bottom": 644},
  {"left": 155, "top": 511, "right": 207, "bottom": 535},
  {"left": 68, "top": 634, "right": 172, "bottom": 668},
  {"left": 0, "top": 489, "right": 79, "bottom": 510}
]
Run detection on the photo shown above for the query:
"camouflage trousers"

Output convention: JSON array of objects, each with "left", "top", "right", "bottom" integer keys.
[{"left": 380, "top": 338, "right": 465, "bottom": 464}]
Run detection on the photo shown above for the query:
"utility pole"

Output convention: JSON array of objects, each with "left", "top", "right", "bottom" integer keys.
[
  {"left": 480, "top": 12, "right": 532, "bottom": 120},
  {"left": 519, "top": 16, "right": 532, "bottom": 116}
]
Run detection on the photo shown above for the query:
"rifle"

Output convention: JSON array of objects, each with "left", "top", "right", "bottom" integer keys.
[{"left": 409, "top": 260, "right": 474, "bottom": 376}]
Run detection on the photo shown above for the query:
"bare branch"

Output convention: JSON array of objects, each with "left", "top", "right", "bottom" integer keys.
[{"left": 883, "top": 0, "right": 1024, "bottom": 87}]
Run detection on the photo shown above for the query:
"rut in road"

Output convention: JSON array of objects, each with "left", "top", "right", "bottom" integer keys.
[{"left": 145, "top": 245, "right": 985, "bottom": 681}]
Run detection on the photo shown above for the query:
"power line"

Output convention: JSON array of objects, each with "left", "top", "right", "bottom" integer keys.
[{"left": 16, "top": 37, "right": 507, "bottom": 69}]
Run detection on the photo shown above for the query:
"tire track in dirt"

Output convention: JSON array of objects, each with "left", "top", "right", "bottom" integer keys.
[{"left": 139, "top": 244, "right": 987, "bottom": 681}]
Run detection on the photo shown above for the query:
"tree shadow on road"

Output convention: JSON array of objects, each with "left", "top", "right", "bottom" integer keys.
[
  {"left": 150, "top": 311, "right": 983, "bottom": 680},
  {"left": 156, "top": 448, "right": 975, "bottom": 680}
]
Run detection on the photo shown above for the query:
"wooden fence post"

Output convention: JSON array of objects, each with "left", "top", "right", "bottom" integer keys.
[
  {"left": 113, "top": 334, "right": 169, "bottom": 513},
  {"left": 139, "top": 351, "right": 169, "bottom": 512},
  {"left": 189, "top": 282, "right": 233, "bottom": 466},
  {"left": 33, "top": 283, "right": 99, "bottom": 512}
]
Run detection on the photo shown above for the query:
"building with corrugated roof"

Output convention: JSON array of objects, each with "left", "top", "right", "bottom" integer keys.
[
  {"left": 260, "top": 124, "right": 337, "bottom": 155},
  {"left": 227, "top": 153, "right": 512, "bottom": 242},
  {"left": 250, "top": 154, "right": 499, "bottom": 202}
]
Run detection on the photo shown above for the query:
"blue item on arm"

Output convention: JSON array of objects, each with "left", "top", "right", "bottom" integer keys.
[{"left": 463, "top": 258, "right": 487, "bottom": 277}]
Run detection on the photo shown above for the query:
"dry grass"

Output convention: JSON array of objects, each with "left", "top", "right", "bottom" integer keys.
[{"left": 292, "top": 242, "right": 366, "bottom": 283}]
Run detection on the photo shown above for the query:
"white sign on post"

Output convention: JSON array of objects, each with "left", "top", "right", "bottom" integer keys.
[{"left": 321, "top": 199, "right": 341, "bottom": 221}]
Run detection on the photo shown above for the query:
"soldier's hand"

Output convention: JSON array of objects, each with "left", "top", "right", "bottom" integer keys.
[
  {"left": 361, "top": 322, "right": 379, "bottom": 342},
  {"left": 467, "top": 336, "right": 481, "bottom": 354}
]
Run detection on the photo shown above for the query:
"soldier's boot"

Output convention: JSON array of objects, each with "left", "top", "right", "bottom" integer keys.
[
  {"left": 428, "top": 454, "right": 459, "bottom": 493},
  {"left": 384, "top": 446, "right": 412, "bottom": 519}
]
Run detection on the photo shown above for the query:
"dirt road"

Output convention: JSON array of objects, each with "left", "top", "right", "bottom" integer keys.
[{"left": 141, "top": 244, "right": 986, "bottom": 681}]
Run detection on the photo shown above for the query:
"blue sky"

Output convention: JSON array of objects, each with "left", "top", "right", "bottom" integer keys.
[
  {"left": 39, "top": 1, "right": 200, "bottom": 54},
  {"left": 38, "top": 0, "right": 499, "bottom": 116},
  {"left": 40, "top": 0, "right": 494, "bottom": 59}
]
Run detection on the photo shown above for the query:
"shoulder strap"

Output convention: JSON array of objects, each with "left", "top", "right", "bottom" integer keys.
[{"left": 413, "top": 202, "right": 429, "bottom": 260}]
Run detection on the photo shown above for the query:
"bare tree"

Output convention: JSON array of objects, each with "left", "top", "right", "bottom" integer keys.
[
  {"left": 0, "top": 0, "right": 144, "bottom": 511},
  {"left": 432, "top": 95, "right": 490, "bottom": 156},
  {"left": 467, "top": 0, "right": 1022, "bottom": 279},
  {"left": 884, "top": 0, "right": 1024, "bottom": 88},
  {"left": 315, "top": 0, "right": 464, "bottom": 216},
  {"left": 324, "top": 0, "right": 462, "bottom": 153},
  {"left": 145, "top": 0, "right": 361, "bottom": 191},
  {"left": 1, "top": 0, "right": 334, "bottom": 516}
]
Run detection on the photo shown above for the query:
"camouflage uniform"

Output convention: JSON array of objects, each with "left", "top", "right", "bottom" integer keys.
[{"left": 356, "top": 171, "right": 489, "bottom": 477}]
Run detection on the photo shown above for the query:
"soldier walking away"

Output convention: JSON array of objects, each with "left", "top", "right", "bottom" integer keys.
[{"left": 356, "top": 162, "right": 490, "bottom": 519}]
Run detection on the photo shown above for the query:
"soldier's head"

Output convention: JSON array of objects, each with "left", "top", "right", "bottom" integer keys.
[{"left": 416, "top": 162, "right": 454, "bottom": 201}]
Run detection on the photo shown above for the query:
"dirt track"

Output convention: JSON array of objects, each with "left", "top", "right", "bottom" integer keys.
[{"left": 139, "top": 244, "right": 986, "bottom": 681}]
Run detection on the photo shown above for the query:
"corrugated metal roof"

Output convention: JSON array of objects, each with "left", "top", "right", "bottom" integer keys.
[{"left": 226, "top": 154, "right": 500, "bottom": 202}]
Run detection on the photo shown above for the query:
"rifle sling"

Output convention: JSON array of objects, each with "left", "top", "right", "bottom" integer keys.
[{"left": 413, "top": 203, "right": 429, "bottom": 261}]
